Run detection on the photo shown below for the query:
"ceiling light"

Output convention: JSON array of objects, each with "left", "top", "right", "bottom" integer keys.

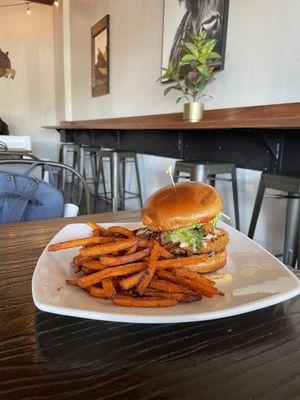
[
  {"left": 53, "top": 0, "right": 59, "bottom": 6},
  {"left": 26, "top": 4, "right": 31, "bottom": 15}
]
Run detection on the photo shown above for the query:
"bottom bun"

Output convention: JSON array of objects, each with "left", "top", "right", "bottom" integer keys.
[{"left": 187, "top": 249, "right": 227, "bottom": 273}]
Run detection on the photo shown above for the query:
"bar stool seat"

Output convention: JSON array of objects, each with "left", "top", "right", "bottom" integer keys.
[
  {"left": 174, "top": 161, "right": 240, "bottom": 230},
  {"left": 248, "top": 172, "right": 300, "bottom": 267}
]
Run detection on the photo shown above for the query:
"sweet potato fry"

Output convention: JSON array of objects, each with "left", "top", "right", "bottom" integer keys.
[
  {"left": 113, "top": 296, "right": 177, "bottom": 308},
  {"left": 136, "top": 242, "right": 159, "bottom": 295},
  {"left": 89, "top": 286, "right": 108, "bottom": 299},
  {"left": 156, "top": 244, "right": 175, "bottom": 259},
  {"left": 92, "top": 229, "right": 101, "bottom": 237},
  {"left": 66, "top": 278, "right": 80, "bottom": 286},
  {"left": 99, "top": 247, "right": 151, "bottom": 267},
  {"left": 126, "top": 242, "right": 139, "bottom": 254},
  {"left": 77, "top": 262, "right": 147, "bottom": 287},
  {"left": 173, "top": 268, "right": 215, "bottom": 286},
  {"left": 105, "top": 226, "right": 135, "bottom": 238},
  {"left": 82, "top": 259, "right": 107, "bottom": 271},
  {"left": 144, "top": 289, "right": 201, "bottom": 303},
  {"left": 48, "top": 236, "right": 115, "bottom": 252},
  {"left": 156, "top": 270, "right": 220, "bottom": 298},
  {"left": 82, "top": 266, "right": 94, "bottom": 275},
  {"left": 119, "top": 271, "right": 145, "bottom": 290},
  {"left": 156, "top": 254, "right": 207, "bottom": 270},
  {"left": 80, "top": 238, "right": 137, "bottom": 257},
  {"left": 71, "top": 255, "right": 92, "bottom": 268},
  {"left": 102, "top": 278, "right": 116, "bottom": 298},
  {"left": 149, "top": 279, "right": 195, "bottom": 295},
  {"left": 86, "top": 222, "right": 106, "bottom": 234}
]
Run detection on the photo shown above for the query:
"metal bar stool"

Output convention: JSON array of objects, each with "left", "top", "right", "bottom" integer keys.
[
  {"left": 248, "top": 172, "right": 300, "bottom": 267},
  {"left": 98, "top": 150, "right": 143, "bottom": 212},
  {"left": 174, "top": 161, "right": 240, "bottom": 230},
  {"left": 59, "top": 143, "right": 80, "bottom": 191},
  {"left": 78, "top": 145, "right": 108, "bottom": 212}
]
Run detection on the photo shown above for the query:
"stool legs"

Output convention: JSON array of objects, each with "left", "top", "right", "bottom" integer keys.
[
  {"left": 60, "top": 145, "right": 68, "bottom": 191},
  {"left": 134, "top": 156, "right": 143, "bottom": 208},
  {"left": 119, "top": 158, "right": 126, "bottom": 211},
  {"left": 111, "top": 152, "right": 120, "bottom": 212},
  {"left": 248, "top": 176, "right": 266, "bottom": 239},
  {"left": 231, "top": 168, "right": 240, "bottom": 231},
  {"left": 209, "top": 174, "right": 216, "bottom": 187},
  {"left": 97, "top": 156, "right": 107, "bottom": 201},
  {"left": 191, "top": 165, "right": 207, "bottom": 182},
  {"left": 298, "top": 202, "right": 300, "bottom": 269},
  {"left": 283, "top": 195, "right": 300, "bottom": 266}
]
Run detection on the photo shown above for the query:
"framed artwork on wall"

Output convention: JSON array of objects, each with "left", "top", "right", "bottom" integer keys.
[
  {"left": 91, "top": 15, "right": 110, "bottom": 97},
  {"left": 162, "top": 0, "right": 229, "bottom": 74}
]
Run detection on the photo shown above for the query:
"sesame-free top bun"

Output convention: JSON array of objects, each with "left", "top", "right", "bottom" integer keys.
[{"left": 141, "top": 182, "right": 222, "bottom": 232}]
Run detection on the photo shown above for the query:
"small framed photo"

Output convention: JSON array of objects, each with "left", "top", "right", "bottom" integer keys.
[{"left": 91, "top": 15, "right": 110, "bottom": 97}]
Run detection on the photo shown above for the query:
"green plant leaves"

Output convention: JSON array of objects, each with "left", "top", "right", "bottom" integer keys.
[
  {"left": 180, "top": 54, "right": 197, "bottom": 62},
  {"left": 163, "top": 84, "right": 182, "bottom": 96},
  {"left": 158, "top": 29, "right": 222, "bottom": 104},
  {"left": 184, "top": 42, "right": 199, "bottom": 57}
]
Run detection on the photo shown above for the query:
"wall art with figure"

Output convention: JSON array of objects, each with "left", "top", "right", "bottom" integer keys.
[{"left": 162, "top": 0, "right": 229, "bottom": 74}]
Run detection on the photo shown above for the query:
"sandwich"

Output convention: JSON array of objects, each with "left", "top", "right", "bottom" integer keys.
[{"left": 137, "top": 181, "right": 229, "bottom": 273}]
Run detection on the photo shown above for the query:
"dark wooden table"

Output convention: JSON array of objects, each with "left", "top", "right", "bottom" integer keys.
[{"left": 1, "top": 211, "right": 300, "bottom": 400}]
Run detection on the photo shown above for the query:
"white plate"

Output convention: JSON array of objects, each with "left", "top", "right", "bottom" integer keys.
[{"left": 32, "top": 222, "right": 300, "bottom": 324}]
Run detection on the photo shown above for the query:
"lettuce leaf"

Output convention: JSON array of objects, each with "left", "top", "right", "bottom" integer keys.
[
  {"left": 162, "top": 224, "right": 205, "bottom": 250},
  {"left": 212, "top": 212, "right": 221, "bottom": 227},
  {"left": 161, "top": 213, "right": 221, "bottom": 250}
]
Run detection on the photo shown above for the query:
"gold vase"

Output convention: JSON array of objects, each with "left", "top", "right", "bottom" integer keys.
[{"left": 183, "top": 102, "right": 204, "bottom": 122}]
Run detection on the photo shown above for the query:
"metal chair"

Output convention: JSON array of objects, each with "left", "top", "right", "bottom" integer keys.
[
  {"left": 0, "top": 160, "right": 90, "bottom": 215},
  {"left": 79, "top": 145, "right": 108, "bottom": 211},
  {"left": 59, "top": 143, "right": 80, "bottom": 191},
  {"left": 174, "top": 161, "right": 240, "bottom": 230},
  {"left": 97, "top": 150, "right": 143, "bottom": 212},
  {"left": 248, "top": 172, "right": 300, "bottom": 267}
]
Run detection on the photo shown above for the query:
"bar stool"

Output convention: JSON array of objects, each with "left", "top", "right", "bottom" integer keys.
[
  {"left": 59, "top": 143, "right": 80, "bottom": 190},
  {"left": 248, "top": 172, "right": 300, "bottom": 267},
  {"left": 78, "top": 145, "right": 108, "bottom": 213},
  {"left": 98, "top": 150, "right": 143, "bottom": 212},
  {"left": 79, "top": 145, "right": 107, "bottom": 197},
  {"left": 174, "top": 161, "right": 240, "bottom": 230}
]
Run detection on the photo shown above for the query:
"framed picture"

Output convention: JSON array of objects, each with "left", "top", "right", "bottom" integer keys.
[
  {"left": 91, "top": 15, "right": 110, "bottom": 97},
  {"left": 162, "top": 0, "right": 229, "bottom": 74}
]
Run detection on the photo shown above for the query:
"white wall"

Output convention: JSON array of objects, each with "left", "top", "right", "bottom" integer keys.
[
  {"left": 0, "top": 2, "right": 59, "bottom": 160},
  {"left": 68, "top": 0, "right": 300, "bottom": 119}
]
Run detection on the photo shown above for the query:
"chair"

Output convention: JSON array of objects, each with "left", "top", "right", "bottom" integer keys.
[
  {"left": 248, "top": 172, "right": 300, "bottom": 267},
  {"left": 174, "top": 161, "right": 240, "bottom": 230},
  {"left": 79, "top": 145, "right": 107, "bottom": 211},
  {"left": 59, "top": 143, "right": 80, "bottom": 191},
  {"left": 0, "top": 160, "right": 90, "bottom": 215},
  {"left": 97, "top": 150, "right": 143, "bottom": 212}
]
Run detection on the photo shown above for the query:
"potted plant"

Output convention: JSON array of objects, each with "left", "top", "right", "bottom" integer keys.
[{"left": 160, "top": 30, "right": 222, "bottom": 122}]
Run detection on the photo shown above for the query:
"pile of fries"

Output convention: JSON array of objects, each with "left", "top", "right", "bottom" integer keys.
[{"left": 48, "top": 222, "right": 224, "bottom": 308}]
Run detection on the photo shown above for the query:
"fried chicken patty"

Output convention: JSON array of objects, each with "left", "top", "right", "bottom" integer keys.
[{"left": 199, "top": 229, "right": 229, "bottom": 254}]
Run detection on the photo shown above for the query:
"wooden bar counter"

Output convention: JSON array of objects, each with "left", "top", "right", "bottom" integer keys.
[{"left": 45, "top": 103, "right": 300, "bottom": 173}]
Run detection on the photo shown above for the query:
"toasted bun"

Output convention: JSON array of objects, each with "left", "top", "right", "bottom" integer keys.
[
  {"left": 142, "top": 182, "right": 222, "bottom": 232},
  {"left": 187, "top": 249, "right": 227, "bottom": 273}
]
